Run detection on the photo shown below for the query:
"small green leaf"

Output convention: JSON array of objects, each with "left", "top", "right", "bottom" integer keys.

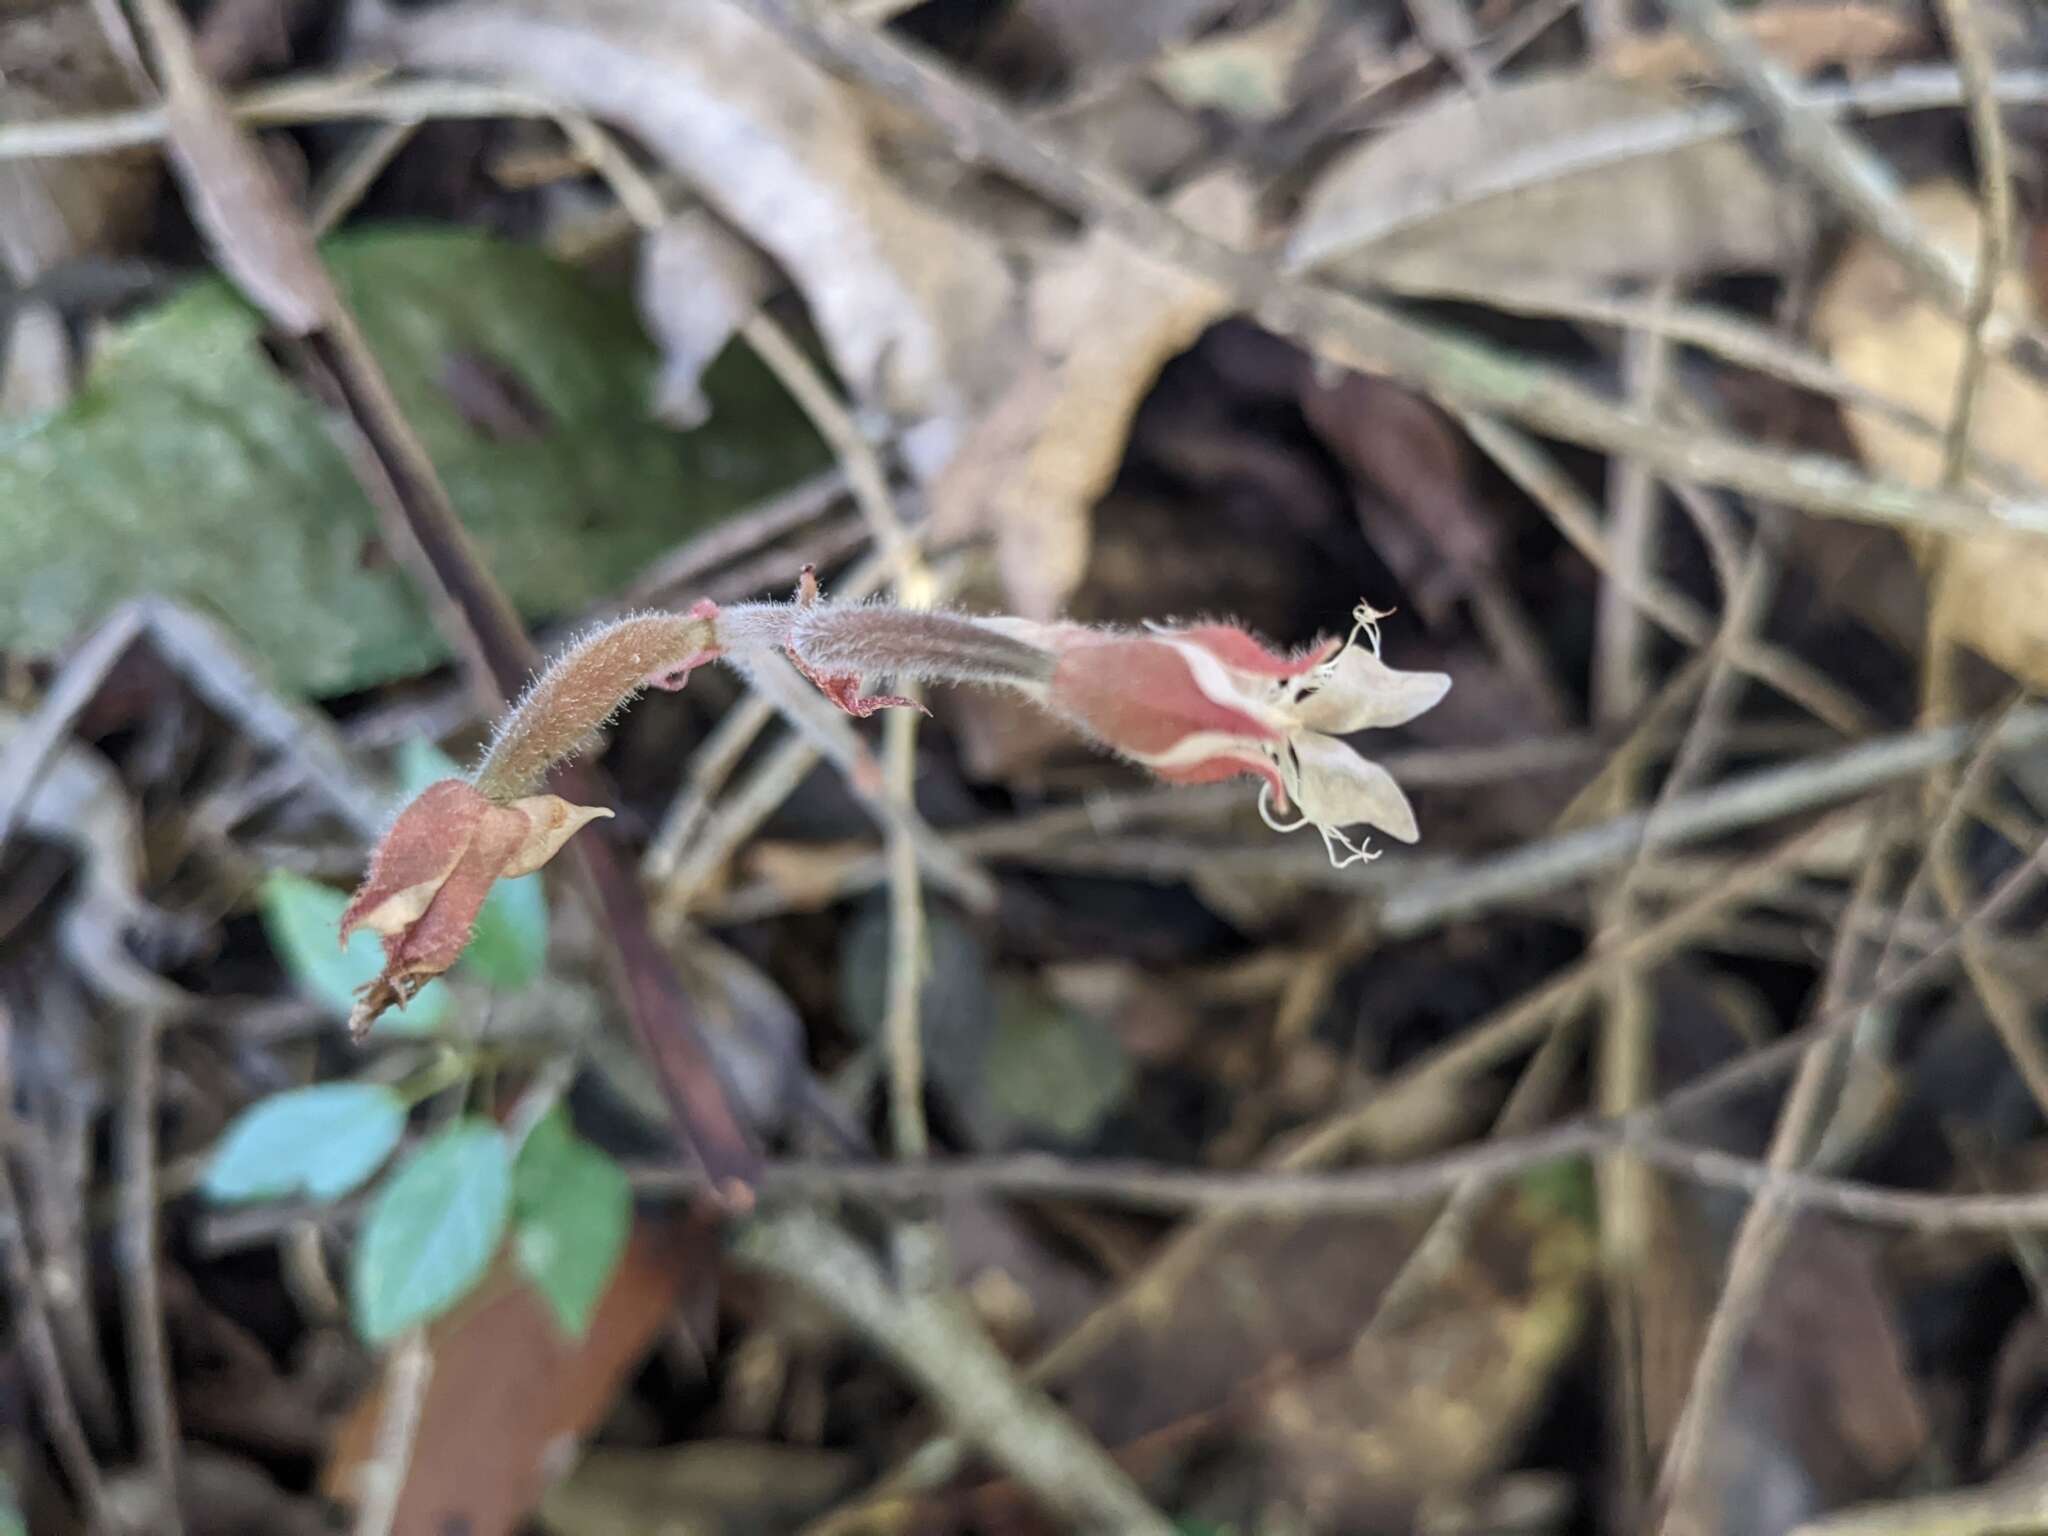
[
  {"left": 260, "top": 869, "right": 447, "bottom": 1035},
  {"left": 512, "top": 1110, "right": 631, "bottom": 1337},
  {"left": 0, "top": 1470, "right": 26, "bottom": 1536},
  {"left": 393, "top": 738, "right": 549, "bottom": 989},
  {"left": 351, "top": 1119, "right": 512, "bottom": 1343},
  {"left": 204, "top": 1083, "right": 408, "bottom": 1204}
]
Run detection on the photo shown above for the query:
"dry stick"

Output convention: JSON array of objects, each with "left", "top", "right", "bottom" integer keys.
[
  {"left": 618, "top": 468, "right": 851, "bottom": 611},
  {"left": 641, "top": 1128, "right": 2048, "bottom": 1230},
  {"left": 736, "top": 313, "right": 933, "bottom": 1160},
  {"left": 1386, "top": 274, "right": 2047, "bottom": 499},
  {"left": 1652, "top": 813, "right": 1900, "bottom": 1536},
  {"left": 731, "top": 1207, "right": 1177, "bottom": 1536},
  {"left": 708, "top": 702, "right": 2048, "bottom": 929},
  {"left": 1934, "top": 0, "right": 2015, "bottom": 489},
  {"left": 7, "top": 60, "right": 2047, "bottom": 201},
  {"left": 126, "top": 0, "right": 765, "bottom": 1190},
  {"left": 724, "top": 0, "right": 2048, "bottom": 542},
  {"left": 1662, "top": 0, "right": 1972, "bottom": 319},
  {"left": 1595, "top": 283, "right": 1676, "bottom": 725},
  {"left": 0, "top": 1008, "right": 114, "bottom": 1533},
  {"left": 309, "top": 119, "right": 414, "bottom": 235},
  {"left": 1589, "top": 287, "right": 1682, "bottom": 1519},
  {"left": 1457, "top": 408, "right": 1871, "bottom": 735},
  {"left": 115, "top": 1006, "right": 184, "bottom": 1536},
  {"left": 349, "top": 1331, "right": 432, "bottom": 1536},
  {"left": 577, "top": 130, "right": 944, "bottom": 1162}
]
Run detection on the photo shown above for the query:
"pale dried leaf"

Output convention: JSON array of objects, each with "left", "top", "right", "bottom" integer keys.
[
  {"left": 636, "top": 209, "right": 776, "bottom": 428},
  {"left": 1287, "top": 71, "right": 1811, "bottom": 290},
  {"left": 933, "top": 173, "right": 1256, "bottom": 618},
  {"left": 359, "top": 0, "right": 1017, "bottom": 428},
  {"left": 130, "top": 0, "right": 334, "bottom": 334},
  {"left": 0, "top": 7, "right": 156, "bottom": 284},
  {"left": 1, "top": 302, "right": 72, "bottom": 418},
  {"left": 1608, "top": 2, "right": 1920, "bottom": 84},
  {"left": 1151, "top": 1, "right": 1320, "bottom": 123},
  {"left": 1813, "top": 182, "right": 2048, "bottom": 690}
]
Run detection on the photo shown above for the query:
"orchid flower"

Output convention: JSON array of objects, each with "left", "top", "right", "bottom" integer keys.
[
  {"left": 339, "top": 577, "right": 1447, "bottom": 1034},
  {"left": 993, "top": 603, "right": 1450, "bottom": 867}
]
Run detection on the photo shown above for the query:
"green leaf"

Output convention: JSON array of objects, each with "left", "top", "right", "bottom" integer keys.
[
  {"left": 0, "top": 1470, "right": 26, "bottom": 1536},
  {"left": 0, "top": 226, "right": 827, "bottom": 696},
  {"left": 204, "top": 1083, "right": 408, "bottom": 1204},
  {"left": 393, "top": 738, "right": 548, "bottom": 989},
  {"left": 259, "top": 869, "right": 447, "bottom": 1035},
  {"left": 983, "top": 980, "right": 1132, "bottom": 1146},
  {"left": 351, "top": 1119, "right": 512, "bottom": 1344},
  {"left": 511, "top": 1110, "right": 631, "bottom": 1337}
]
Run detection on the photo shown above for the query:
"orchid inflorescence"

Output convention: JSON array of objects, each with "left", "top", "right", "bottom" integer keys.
[{"left": 340, "top": 573, "right": 1450, "bottom": 1035}]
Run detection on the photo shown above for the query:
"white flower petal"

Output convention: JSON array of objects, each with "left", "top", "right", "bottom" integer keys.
[
  {"left": 1291, "top": 732, "right": 1420, "bottom": 843},
  {"left": 1291, "top": 646, "right": 1451, "bottom": 734}
]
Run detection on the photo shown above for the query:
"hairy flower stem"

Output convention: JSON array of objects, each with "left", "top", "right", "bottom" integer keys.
[
  {"left": 476, "top": 611, "right": 721, "bottom": 801},
  {"left": 474, "top": 600, "right": 1057, "bottom": 804}
]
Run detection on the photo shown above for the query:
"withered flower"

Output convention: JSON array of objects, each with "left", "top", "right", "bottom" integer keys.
[{"left": 340, "top": 780, "right": 609, "bottom": 1037}]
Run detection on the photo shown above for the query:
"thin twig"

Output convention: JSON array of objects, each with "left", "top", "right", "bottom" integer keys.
[
  {"left": 0, "top": 1005, "right": 114, "bottom": 1533},
  {"left": 1934, "top": 0, "right": 2016, "bottom": 488},
  {"left": 639, "top": 1125, "right": 2048, "bottom": 1231},
  {"left": 730, "top": 1207, "right": 1176, "bottom": 1536},
  {"left": 1383, "top": 273, "right": 2046, "bottom": 498},
  {"left": 1458, "top": 409, "right": 1872, "bottom": 735},
  {"left": 736, "top": 311, "right": 933, "bottom": 1161},
  {"left": 1662, "top": 0, "right": 1973, "bottom": 317},
  {"left": 1595, "top": 281, "right": 1676, "bottom": 726},
  {"left": 1651, "top": 813, "right": 1899, "bottom": 1534},
  {"left": 115, "top": 1006, "right": 183, "bottom": 1536},
  {"left": 348, "top": 1331, "right": 433, "bottom": 1536}
]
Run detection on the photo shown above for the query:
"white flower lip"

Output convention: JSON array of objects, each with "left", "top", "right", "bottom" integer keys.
[
  {"left": 1286, "top": 732, "right": 1421, "bottom": 845},
  {"left": 1288, "top": 645, "right": 1452, "bottom": 735}
]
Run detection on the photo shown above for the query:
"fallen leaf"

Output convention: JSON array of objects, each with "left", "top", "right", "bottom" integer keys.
[
  {"left": 1151, "top": 2, "right": 1321, "bottom": 123},
  {"left": 1608, "top": 2, "right": 1920, "bottom": 85},
  {"left": 357, "top": 0, "right": 1017, "bottom": 430},
  {"left": 0, "top": 4, "right": 157, "bottom": 283},
  {"left": 0, "top": 227, "right": 825, "bottom": 695},
  {"left": 637, "top": 210, "right": 777, "bottom": 429},
  {"left": 932, "top": 173, "right": 1256, "bottom": 618},
  {"left": 1812, "top": 182, "right": 2048, "bottom": 691},
  {"left": 1641, "top": 1202, "right": 1927, "bottom": 1536},
  {"left": 323, "top": 1215, "right": 710, "bottom": 1536},
  {"left": 1035, "top": 1189, "right": 1592, "bottom": 1530},
  {"left": 1287, "top": 70, "right": 1812, "bottom": 292},
  {"left": 1, "top": 301, "right": 71, "bottom": 418}
]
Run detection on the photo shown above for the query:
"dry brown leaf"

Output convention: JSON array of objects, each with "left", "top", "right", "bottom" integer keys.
[
  {"left": 1041, "top": 1191, "right": 1592, "bottom": 1531},
  {"left": 356, "top": 0, "right": 1016, "bottom": 430},
  {"left": 932, "top": 173, "right": 1256, "bottom": 619},
  {"left": 1608, "top": 2, "right": 1920, "bottom": 84},
  {"left": 1287, "top": 70, "right": 1811, "bottom": 291},
  {"left": 1641, "top": 1201, "right": 1926, "bottom": 1536},
  {"left": 1812, "top": 181, "right": 2048, "bottom": 690},
  {"left": 0, "top": 5, "right": 157, "bottom": 284},
  {"left": 323, "top": 1216, "right": 710, "bottom": 1536}
]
